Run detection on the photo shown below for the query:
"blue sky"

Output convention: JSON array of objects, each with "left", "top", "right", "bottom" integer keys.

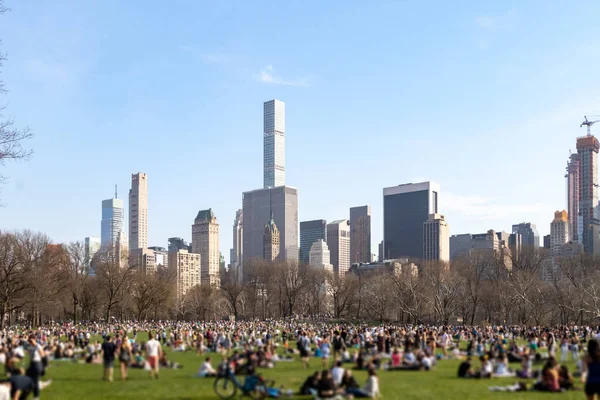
[{"left": 1, "top": 1, "right": 600, "bottom": 262}]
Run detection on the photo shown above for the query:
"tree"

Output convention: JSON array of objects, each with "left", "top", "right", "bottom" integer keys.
[
  {"left": 65, "top": 242, "right": 90, "bottom": 324},
  {"left": 0, "top": 231, "right": 30, "bottom": 327},
  {"left": 326, "top": 272, "right": 358, "bottom": 319},
  {"left": 220, "top": 268, "right": 244, "bottom": 319},
  {"left": 0, "top": 2, "right": 33, "bottom": 192},
  {"left": 95, "top": 247, "right": 135, "bottom": 320}
]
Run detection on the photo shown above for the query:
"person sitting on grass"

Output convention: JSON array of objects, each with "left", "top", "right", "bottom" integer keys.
[
  {"left": 516, "top": 354, "right": 532, "bottom": 379},
  {"left": 341, "top": 369, "right": 360, "bottom": 393},
  {"left": 559, "top": 365, "right": 574, "bottom": 391},
  {"left": 346, "top": 368, "right": 380, "bottom": 399},
  {"left": 533, "top": 357, "right": 560, "bottom": 392},
  {"left": 197, "top": 357, "right": 217, "bottom": 377},
  {"left": 458, "top": 356, "right": 475, "bottom": 378},
  {"left": 475, "top": 355, "right": 493, "bottom": 379},
  {"left": 317, "top": 369, "right": 338, "bottom": 399},
  {"left": 300, "top": 371, "right": 321, "bottom": 396},
  {"left": 331, "top": 361, "right": 345, "bottom": 387}
]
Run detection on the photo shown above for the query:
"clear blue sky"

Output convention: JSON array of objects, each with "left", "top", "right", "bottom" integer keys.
[{"left": 1, "top": 1, "right": 600, "bottom": 263}]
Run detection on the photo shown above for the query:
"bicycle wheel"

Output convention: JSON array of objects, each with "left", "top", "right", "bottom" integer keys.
[
  {"left": 248, "top": 382, "right": 268, "bottom": 400},
  {"left": 213, "top": 377, "right": 237, "bottom": 400}
]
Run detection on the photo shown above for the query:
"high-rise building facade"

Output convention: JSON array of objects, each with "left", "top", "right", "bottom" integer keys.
[
  {"left": 566, "top": 153, "right": 580, "bottom": 242},
  {"left": 423, "top": 214, "right": 450, "bottom": 262},
  {"left": 550, "top": 210, "right": 570, "bottom": 256},
  {"left": 309, "top": 239, "right": 333, "bottom": 273},
  {"left": 130, "top": 248, "right": 156, "bottom": 275},
  {"left": 299, "top": 220, "right": 327, "bottom": 264},
  {"left": 263, "top": 99, "right": 285, "bottom": 188},
  {"left": 230, "top": 209, "right": 243, "bottom": 278},
  {"left": 512, "top": 222, "right": 540, "bottom": 248},
  {"left": 84, "top": 236, "right": 101, "bottom": 274},
  {"left": 383, "top": 181, "right": 440, "bottom": 260},
  {"left": 168, "top": 237, "right": 191, "bottom": 253},
  {"left": 577, "top": 135, "right": 600, "bottom": 255},
  {"left": 242, "top": 186, "right": 299, "bottom": 264},
  {"left": 101, "top": 197, "right": 125, "bottom": 248},
  {"left": 192, "top": 209, "right": 220, "bottom": 288},
  {"left": 327, "top": 220, "right": 350, "bottom": 278},
  {"left": 350, "top": 205, "right": 371, "bottom": 264},
  {"left": 148, "top": 246, "right": 168, "bottom": 271},
  {"left": 129, "top": 172, "right": 148, "bottom": 251},
  {"left": 168, "top": 249, "right": 201, "bottom": 299},
  {"left": 263, "top": 215, "right": 280, "bottom": 261}
]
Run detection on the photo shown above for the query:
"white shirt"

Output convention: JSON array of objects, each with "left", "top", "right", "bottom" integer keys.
[
  {"left": 332, "top": 367, "right": 344, "bottom": 386},
  {"left": 145, "top": 339, "right": 161, "bottom": 357}
]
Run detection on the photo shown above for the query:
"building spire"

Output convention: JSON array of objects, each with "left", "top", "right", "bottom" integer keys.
[{"left": 115, "top": 184, "right": 117, "bottom": 199}]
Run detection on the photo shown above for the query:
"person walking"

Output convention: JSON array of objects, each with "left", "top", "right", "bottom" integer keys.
[
  {"left": 118, "top": 333, "right": 133, "bottom": 381},
  {"left": 26, "top": 336, "right": 44, "bottom": 399},
  {"left": 145, "top": 332, "right": 162, "bottom": 380},
  {"left": 100, "top": 335, "right": 116, "bottom": 382}
]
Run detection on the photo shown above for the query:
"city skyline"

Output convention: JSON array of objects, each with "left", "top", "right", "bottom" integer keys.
[{"left": 2, "top": 3, "right": 600, "bottom": 264}]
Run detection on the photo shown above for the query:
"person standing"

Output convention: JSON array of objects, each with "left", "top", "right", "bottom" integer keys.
[
  {"left": 145, "top": 332, "right": 162, "bottom": 380},
  {"left": 100, "top": 335, "right": 116, "bottom": 382},
  {"left": 26, "top": 336, "right": 44, "bottom": 398},
  {"left": 583, "top": 339, "right": 600, "bottom": 400},
  {"left": 118, "top": 333, "right": 132, "bottom": 381}
]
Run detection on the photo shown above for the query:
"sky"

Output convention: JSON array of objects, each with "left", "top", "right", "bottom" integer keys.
[{"left": 1, "top": 0, "right": 600, "bottom": 264}]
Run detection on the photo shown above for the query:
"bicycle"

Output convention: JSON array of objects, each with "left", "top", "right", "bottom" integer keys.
[{"left": 213, "top": 365, "right": 268, "bottom": 400}]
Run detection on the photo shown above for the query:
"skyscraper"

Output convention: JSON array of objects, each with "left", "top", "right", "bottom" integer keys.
[
  {"left": 566, "top": 153, "right": 580, "bottom": 242},
  {"left": 192, "top": 209, "right": 220, "bottom": 288},
  {"left": 383, "top": 181, "right": 440, "bottom": 260},
  {"left": 263, "top": 99, "right": 285, "bottom": 188},
  {"left": 168, "top": 249, "right": 201, "bottom": 299},
  {"left": 263, "top": 215, "right": 280, "bottom": 261},
  {"left": 101, "top": 196, "right": 124, "bottom": 248},
  {"left": 327, "top": 220, "right": 350, "bottom": 278},
  {"left": 84, "top": 236, "right": 101, "bottom": 274},
  {"left": 242, "top": 186, "right": 299, "bottom": 264},
  {"left": 299, "top": 220, "right": 327, "bottom": 264},
  {"left": 577, "top": 135, "right": 600, "bottom": 255},
  {"left": 168, "top": 237, "right": 191, "bottom": 253},
  {"left": 512, "top": 222, "right": 540, "bottom": 248},
  {"left": 230, "top": 209, "right": 243, "bottom": 278},
  {"left": 350, "top": 205, "right": 371, "bottom": 264},
  {"left": 309, "top": 239, "right": 333, "bottom": 273},
  {"left": 423, "top": 214, "right": 450, "bottom": 262},
  {"left": 550, "top": 210, "right": 570, "bottom": 256},
  {"left": 129, "top": 172, "right": 148, "bottom": 251}
]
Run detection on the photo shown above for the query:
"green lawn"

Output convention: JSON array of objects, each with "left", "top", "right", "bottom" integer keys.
[{"left": 37, "top": 349, "right": 586, "bottom": 399}]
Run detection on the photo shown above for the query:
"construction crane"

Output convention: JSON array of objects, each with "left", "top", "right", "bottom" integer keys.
[{"left": 581, "top": 115, "right": 600, "bottom": 136}]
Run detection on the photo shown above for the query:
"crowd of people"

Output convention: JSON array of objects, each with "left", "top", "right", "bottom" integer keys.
[{"left": 1, "top": 320, "right": 600, "bottom": 398}]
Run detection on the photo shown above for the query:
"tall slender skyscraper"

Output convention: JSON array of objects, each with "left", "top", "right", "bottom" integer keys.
[
  {"left": 263, "top": 99, "right": 285, "bottom": 188},
  {"left": 566, "top": 153, "right": 580, "bottom": 242},
  {"left": 350, "top": 205, "right": 371, "bottom": 264},
  {"left": 101, "top": 192, "right": 125, "bottom": 248},
  {"left": 577, "top": 135, "right": 600, "bottom": 255},
  {"left": 230, "top": 209, "right": 243, "bottom": 279},
  {"left": 129, "top": 172, "right": 148, "bottom": 251},
  {"left": 192, "top": 209, "right": 221, "bottom": 288}
]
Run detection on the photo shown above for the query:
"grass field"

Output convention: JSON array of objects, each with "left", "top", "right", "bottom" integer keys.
[{"left": 35, "top": 347, "right": 587, "bottom": 400}]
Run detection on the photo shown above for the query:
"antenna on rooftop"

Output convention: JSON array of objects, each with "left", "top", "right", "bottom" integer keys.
[{"left": 115, "top": 184, "right": 117, "bottom": 199}]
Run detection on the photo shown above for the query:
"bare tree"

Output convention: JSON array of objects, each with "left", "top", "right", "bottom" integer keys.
[
  {"left": 65, "top": 242, "right": 89, "bottom": 324},
  {"left": 95, "top": 247, "right": 135, "bottom": 320},
  {"left": 0, "top": 232, "right": 30, "bottom": 327},
  {"left": 326, "top": 272, "right": 358, "bottom": 319},
  {"left": 0, "top": 3, "right": 33, "bottom": 191},
  {"left": 220, "top": 268, "right": 244, "bottom": 319}
]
